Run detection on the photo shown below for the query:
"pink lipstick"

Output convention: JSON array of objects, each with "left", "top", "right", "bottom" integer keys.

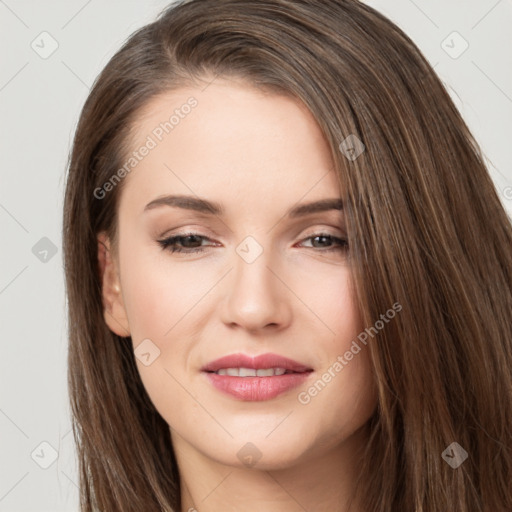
[{"left": 201, "top": 353, "right": 314, "bottom": 401}]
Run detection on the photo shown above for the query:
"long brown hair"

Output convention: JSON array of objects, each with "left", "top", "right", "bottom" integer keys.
[{"left": 62, "top": 1, "right": 512, "bottom": 510}]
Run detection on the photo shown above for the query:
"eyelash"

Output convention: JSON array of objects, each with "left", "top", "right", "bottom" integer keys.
[{"left": 157, "top": 232, "right": 349, "bottom": 254}]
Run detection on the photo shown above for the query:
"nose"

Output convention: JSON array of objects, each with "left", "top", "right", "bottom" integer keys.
[{"left": 219, "top": 244, "right": 292, "bottom": 333}]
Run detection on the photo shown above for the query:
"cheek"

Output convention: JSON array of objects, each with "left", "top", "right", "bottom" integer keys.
[
  {"left": 293, "top": 270, "right": 376, "bottom": 428},
  {"left": 292, "top": 264, "right": 362, "bottom": 340},
  {"left": 118, "top": 245, "right": 202, "bottom": 417},
  {"left": 119, "top": 242, "right": 204, "bottom": 340}
]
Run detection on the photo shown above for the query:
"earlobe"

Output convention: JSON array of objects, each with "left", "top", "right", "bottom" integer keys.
[{"left": 97, "top": 232, "right": 131, "bottom": 337}]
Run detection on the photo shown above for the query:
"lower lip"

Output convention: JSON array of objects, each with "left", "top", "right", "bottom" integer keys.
[{"left": 203, "top": 371, "right": 312, "bottom": 401}]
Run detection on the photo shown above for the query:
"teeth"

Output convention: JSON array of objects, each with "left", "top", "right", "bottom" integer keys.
[
  {"left": 256, "top": 368, "right": 274, "bottom": 377},
  {"left": 239, "top": 368, "right": 257, "bottom": 377},
  {"left": 214, "top": 367, "right": 288, "bottom": 377}
]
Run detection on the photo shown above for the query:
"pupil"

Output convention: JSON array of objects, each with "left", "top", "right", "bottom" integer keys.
[
  {"left": 182, "top": 235, "right": 201, "bottom": 247},
  {"left": 314, "top": 235, "right": 329, "bottom": 247}
]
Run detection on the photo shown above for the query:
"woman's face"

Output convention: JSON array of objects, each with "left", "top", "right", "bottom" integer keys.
[{"left": 99, "top": 78, "right": 377, "bottom": 470}]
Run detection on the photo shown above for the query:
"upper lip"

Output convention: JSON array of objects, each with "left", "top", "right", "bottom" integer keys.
[{"left": 201, "top": 353, "right": 313, "bottom": 373}]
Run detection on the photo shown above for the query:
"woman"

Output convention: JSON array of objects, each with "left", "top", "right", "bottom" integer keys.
[{"left": 62, "top": 0, "right": 512, "bottom": 510}]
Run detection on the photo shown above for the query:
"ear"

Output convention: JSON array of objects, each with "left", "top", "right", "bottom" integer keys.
[{"left": 97, "top": 232, "right": 131, "bottom": 337}]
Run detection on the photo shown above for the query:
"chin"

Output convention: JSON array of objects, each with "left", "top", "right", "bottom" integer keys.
[{"left": 211, "top": 436, "right": 311, "bottom": 471}]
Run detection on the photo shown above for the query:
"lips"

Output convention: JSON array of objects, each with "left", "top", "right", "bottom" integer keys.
[
  {"left": 201, "top": 353, "right": 314, "bottom": 401},
  {"left": 201, "top": 353, "right": 313, "bottom": 374}
]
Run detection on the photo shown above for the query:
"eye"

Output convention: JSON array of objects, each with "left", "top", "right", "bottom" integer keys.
[
  {"left": 157, "top": 231, "right": 348, "bottom": 254},
  {"left": 157, "top": 232, "right": 214, "bottom": 254},
  {"left": 298, "top": 233, "right": 348, "bottom": 252}
]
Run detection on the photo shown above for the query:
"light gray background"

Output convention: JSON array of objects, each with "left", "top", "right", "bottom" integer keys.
[{"left": 1, "top": 1, "right": 511, "bottom": 511}]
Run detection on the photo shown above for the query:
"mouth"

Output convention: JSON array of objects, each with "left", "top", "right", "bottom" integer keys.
[
  {"left": 201, "top": 352, "right": 313, "bottom": 373},
  {"left": 206, "top": 367, "right": 302, "bottom": 377},
  {"left": 201, "top": 353, "right": 314, "bottom": 401}
]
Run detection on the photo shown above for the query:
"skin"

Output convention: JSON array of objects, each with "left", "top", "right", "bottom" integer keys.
[{"left": 98, "top": 77, "right": 378, "bottom": 511}]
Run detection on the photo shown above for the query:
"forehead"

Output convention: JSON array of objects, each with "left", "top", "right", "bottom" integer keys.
[{"left": 118, "top": 79, "right": 340, "bottom": 216}]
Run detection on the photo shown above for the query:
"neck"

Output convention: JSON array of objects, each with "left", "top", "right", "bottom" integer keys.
[{"left": 174, "top": 425, "right": 368, "bottom": 512}]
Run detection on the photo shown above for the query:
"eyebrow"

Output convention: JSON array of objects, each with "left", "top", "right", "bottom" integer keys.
[{"left": 144, "top": 194, "right": 343, "bottom": 217}]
